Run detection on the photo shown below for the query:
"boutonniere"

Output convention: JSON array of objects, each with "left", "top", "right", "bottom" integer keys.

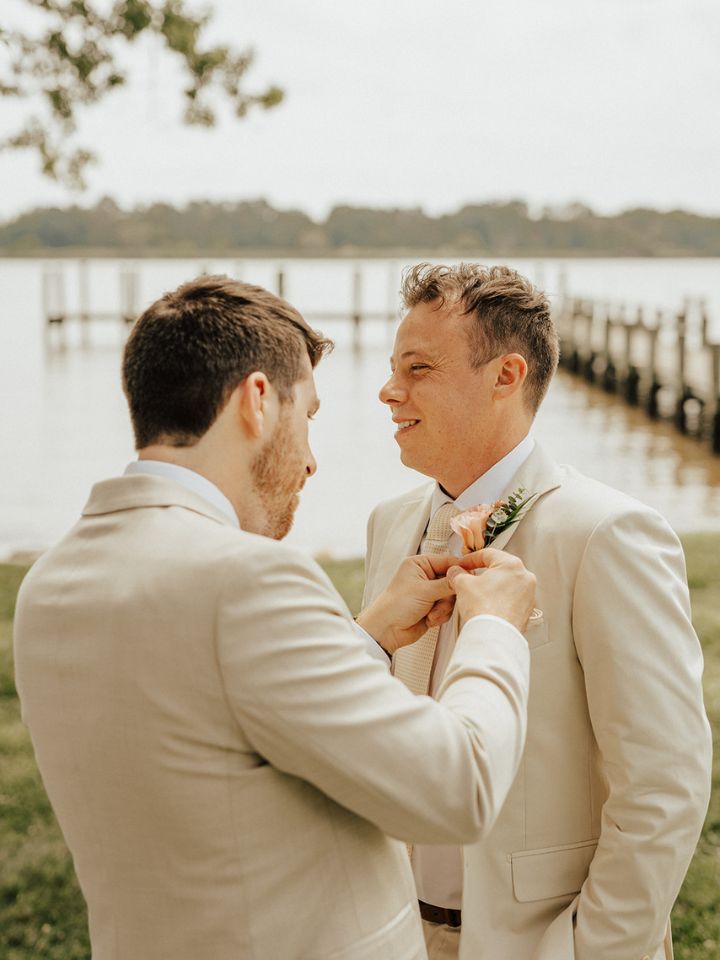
[{"left": 450, "top": 487, "right": 536, "bottom": 554}]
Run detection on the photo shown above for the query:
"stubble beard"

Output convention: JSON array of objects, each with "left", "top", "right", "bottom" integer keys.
[{"left": 250, "top": 414, "right": 305, "bottom": 540}]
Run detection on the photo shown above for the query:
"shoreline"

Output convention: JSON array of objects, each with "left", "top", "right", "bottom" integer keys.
[{"left": 3, "top": 250, "right": 720, "bottom": 261}]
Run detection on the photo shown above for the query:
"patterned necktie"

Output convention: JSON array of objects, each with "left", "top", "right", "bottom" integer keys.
[{"left": 392, "top": 501, "right": 459, "bottom": 696}]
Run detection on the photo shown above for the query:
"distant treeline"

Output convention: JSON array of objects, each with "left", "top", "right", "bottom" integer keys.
[{"left": 2, "top": 198, "right": 720, "bottom": 256}]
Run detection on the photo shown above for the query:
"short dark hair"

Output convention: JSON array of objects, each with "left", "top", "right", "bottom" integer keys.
[
  {"left": 122, "top": 274, "right": 333, "bottom": 449},
  {"left": 401, "top": 263, "right": 559, "bottom": 412}
]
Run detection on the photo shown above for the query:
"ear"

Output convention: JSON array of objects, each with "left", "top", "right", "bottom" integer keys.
[
  {"left": 235, "top": 372, "right": 277, "bottom": 439},
  {"left": 493, "top": 354, "right": 528, "bottom": 400}
]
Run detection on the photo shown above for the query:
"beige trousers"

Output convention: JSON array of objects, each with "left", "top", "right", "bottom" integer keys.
[{"left": 422, "top": 919, "right": 461, "bottom": 960}]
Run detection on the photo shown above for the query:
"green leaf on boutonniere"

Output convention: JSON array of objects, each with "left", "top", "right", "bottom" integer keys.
[{"left": 483, "top": 487, "right": 536, "bottom": 546}]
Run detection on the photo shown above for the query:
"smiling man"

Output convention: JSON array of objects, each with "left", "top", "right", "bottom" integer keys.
[{"left": 362, "top": 262, "right": 712, "bottom": 960}]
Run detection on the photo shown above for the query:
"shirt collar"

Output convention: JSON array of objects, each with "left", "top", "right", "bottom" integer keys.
[
  {"left": 124, "top": 461, "right": 240, "bottom": 528},
  {"left": 430, "top": 433, "right": 536, "bottom": 516}
]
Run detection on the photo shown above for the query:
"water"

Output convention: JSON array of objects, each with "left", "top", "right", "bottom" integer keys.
[{"left": 2, "top": 257, "right": 720, "bottom": 560}]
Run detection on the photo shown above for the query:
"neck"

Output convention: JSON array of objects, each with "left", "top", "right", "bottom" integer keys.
[
  {"left": 438, "top": 425, "right": 531, "bottom": 499},
  {"left": 137, "top": 443, "right": 259, "bottom": 531}
]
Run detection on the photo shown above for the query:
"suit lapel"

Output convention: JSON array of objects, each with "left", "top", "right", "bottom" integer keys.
[
  {"left": 367, "top": 486, "right": 434, "bottom": 604},
  {"left": 395, "top": 488, "right": 435, "bottom": 557},
  {"left": 447, "top": 443, "right": 563, "bottom": 658},
  {"left": 487, "top": 443, "right": 563, "bottom": 553}
]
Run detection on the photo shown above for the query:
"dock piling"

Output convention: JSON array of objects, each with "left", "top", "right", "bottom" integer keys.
[
  {"left": 646, "top": 311, "right": 662, "bottom": 419},
  {"left": 601, "top": 304, "right": 617, "bottom": 393},
  {"left": 78, "top": 259, "right": 90, "bottom": 347},
  {"left": 351, "top": 267, "right": 363, "bottom": 351},
  {"left": 43, "top": 264, "right": 67, "bottom": 347},
  {"left": 120, "top": 266, "right": 139, "bottom": 325},
  {"left": 711, "top": 344, "right": 720, "bottom": 455},
  {"left": 674, "top": 308, "right": 689, "bottom": 433}
]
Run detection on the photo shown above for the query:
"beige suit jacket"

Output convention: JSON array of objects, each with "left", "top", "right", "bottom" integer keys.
[
  {"left": 14, "top": 474, "right": 530, "bottom": 960},
  {"left": 363, "top": 444, "right": 712, "bottom": 960}
]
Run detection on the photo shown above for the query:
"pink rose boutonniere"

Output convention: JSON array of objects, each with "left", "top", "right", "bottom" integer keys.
[{"left": 450, "top": 487, "right": 536, "bottom": 554}]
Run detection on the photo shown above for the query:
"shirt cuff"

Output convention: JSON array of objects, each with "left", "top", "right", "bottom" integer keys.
[
  {"left": 352, "top": 620, "right": 391, "bottom": 665},
  {"left": 464, "top": 613, "right": 525, "bottom": 646}
]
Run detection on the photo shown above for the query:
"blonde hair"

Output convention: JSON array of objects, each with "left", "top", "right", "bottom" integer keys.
[{"left": 401, "top": 262, "right": 559, "bottom": 411}]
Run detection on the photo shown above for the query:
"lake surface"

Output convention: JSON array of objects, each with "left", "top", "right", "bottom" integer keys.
[{"left": 2, "top": 256, "right": 720, "bottom": 560}]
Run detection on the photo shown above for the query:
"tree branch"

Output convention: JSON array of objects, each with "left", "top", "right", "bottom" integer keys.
[{"left": 0, "top": 0, "right": 284, "bottom": 188}]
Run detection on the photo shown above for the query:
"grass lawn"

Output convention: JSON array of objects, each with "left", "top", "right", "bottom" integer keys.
[{"left": 1, "top": 540, "right": 719, "bottom": 959}]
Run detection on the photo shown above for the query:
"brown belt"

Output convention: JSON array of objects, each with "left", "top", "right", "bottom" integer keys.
[{"left": 418, "top": 900, "right": 462, "bottom": 928}]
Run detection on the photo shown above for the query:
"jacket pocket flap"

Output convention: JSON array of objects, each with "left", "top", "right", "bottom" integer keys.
[
  {"left": 524, "top": 616, "right": 551, "bottom": 650},
  {"left": 511, "top": 839, "right": 598, "bottom": 903}
]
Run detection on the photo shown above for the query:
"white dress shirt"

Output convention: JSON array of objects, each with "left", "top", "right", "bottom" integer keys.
[
  {"left": 125, "top": 460, "right": 240, "bottom": 527},
  {"left": 413, "top": 433, "right": 535, "bottom": 910},
  {"left": 124, "top": 460, "right": 389, "bottom": 663}
]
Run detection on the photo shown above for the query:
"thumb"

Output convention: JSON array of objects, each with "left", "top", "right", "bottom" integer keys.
[
  {"left": 447, "top": 565, "right": 473, "bottom": 590},
  {"left": 423, "top": 576, "right": 455, "bottom": 601}
]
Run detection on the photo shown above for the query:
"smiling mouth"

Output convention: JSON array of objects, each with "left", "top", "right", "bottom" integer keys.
[{"left": 394, "top": 419, "right": 420, "bottom": 436}]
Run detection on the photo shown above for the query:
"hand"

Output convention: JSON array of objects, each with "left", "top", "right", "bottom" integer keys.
[
  {"left": 357, "top": 553, "right": 461, "bottom": 655},
  {"left": 446, "top": 548, "right": 536, "bottom": 634}
]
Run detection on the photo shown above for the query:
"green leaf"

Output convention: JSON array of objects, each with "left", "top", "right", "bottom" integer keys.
[{"left": 1, "top": 0, "right": 284, "bottom": 188}]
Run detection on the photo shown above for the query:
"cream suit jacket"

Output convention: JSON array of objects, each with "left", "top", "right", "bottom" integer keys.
[
  {"left": 363, "top": 443, "right": 712, "bottom": 960},
  {"left": 13, "top": 474, "right": 530, "bottom": 960}
]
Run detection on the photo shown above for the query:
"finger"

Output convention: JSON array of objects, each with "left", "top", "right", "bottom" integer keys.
[
  {"left": 427, "top": 609, "right": 452, "bottom": 627},
  {"left": 427, "top": 597, "right": 454, "bottom": 625},
  {"left": 455, "top": 551, "right": 488, "bottom": 572},
  {"left": 406, "top": 622, "right": 429, "bottom": 644},
  {"left": 446, "top": 565, "right": 477, "bottom": 589},
  {"left": 458, "top": 548, "right": 523, "bottom": 571},
  {"left": 419, "top": 552, "right": 461, "bottom": 578}
]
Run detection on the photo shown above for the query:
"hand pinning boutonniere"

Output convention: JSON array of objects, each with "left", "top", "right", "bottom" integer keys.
[{"left": 450, "top": 487, "right": 536, "bottom": 554}]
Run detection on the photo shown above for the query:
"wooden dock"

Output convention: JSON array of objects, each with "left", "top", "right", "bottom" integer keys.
[
  {"left": 42, "top": 260, "right": 398, "bottom": 352},
  {"left": 43, "top": 261, "right": 139, "bottom": 348},
  {"left": 554, "top": 297, "right": 720, "bottom": 455},
  {"left": 41, "top": 260, "right": 720, "bottom": 456}
]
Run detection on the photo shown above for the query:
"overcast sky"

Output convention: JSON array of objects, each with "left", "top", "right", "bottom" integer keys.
[{"left": 1, "top": 0, "right": 719, "bottom": 221}]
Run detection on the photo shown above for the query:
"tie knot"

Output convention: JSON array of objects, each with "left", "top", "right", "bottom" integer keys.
[{"left": 423, "top": 502, "right": 459, "bottom": 552}]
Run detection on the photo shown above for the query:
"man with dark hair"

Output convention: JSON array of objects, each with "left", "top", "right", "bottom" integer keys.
[
  {"left": 120, "top": 274, "right": 335, "bottom": 539},
  {"left": 122, "top": 274, "right": 333, "bottom": 449},
  {"left": 14, "top": 275, "right": 537, "bottom": 960},
  {"left": 363, "top": 263, "right": 711, "bottom": 960}
]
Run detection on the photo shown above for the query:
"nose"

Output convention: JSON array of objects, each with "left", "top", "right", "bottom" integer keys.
[
  {"left": 306, "top": 448, "right": 317, "bottom": 478},
  {"left": 379, "top": 371, "right": 406, "bottom": 406}
]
